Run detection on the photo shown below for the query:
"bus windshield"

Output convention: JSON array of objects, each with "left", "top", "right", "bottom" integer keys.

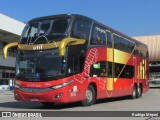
[
  {"left": 16, "top": 49, "right": 65, "bottom": 81},
  {"left": 20, "top": 17, "right": 71, "bottom": 44}
]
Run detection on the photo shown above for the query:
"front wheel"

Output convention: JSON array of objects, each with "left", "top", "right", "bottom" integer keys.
[{"left": 81, "top": 85, "right": 96, "bottom": 106}]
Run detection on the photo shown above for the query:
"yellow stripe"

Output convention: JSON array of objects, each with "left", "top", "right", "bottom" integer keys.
[
  {"left": 106, "top": 78, "right": 113, "bottom": 90},
  {"left": 145, "top": 59, "right": 146, "bottom": 79},
  {"left": 18, "top": 42, "right": 61, "bottom": 50},
  {"left": 114, "top": 49, "right": 131, "bottom": 64},
  {"left": 107, "top": 48, "right": 133, "bottom": 64},
  {"left": 18, "top": 38, "right": 86, "bottom": 54},
  {"left": 107, "top": 48, "right": 113, "bottom": 62},
  {"left": 137, "top": 65, "right": 139, "bottom": 79}
]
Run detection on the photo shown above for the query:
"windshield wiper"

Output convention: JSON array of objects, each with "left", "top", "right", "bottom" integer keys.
[
  {"left": 16, "top": 74, "right": 35, "bottom": 78},
  {"left": 45, "top": 74, "right": 64, "bottom": 79},
  {"left": 45, "top": 75, "right": 55, "bottom": 77}
]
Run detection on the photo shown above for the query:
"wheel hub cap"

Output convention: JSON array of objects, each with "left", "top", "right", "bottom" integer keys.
[{"left": 86, "top": 90, "right": 93, "bottom": 102}]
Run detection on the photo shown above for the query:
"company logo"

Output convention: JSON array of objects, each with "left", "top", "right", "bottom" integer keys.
[
  {"left": 26, "top": 84, "right": 41, "bottom": 88},
  {"left": 33, "top": 44, "right": 43, "bottom": 50},
  {"left": 1, "top": 112, "right": 42, "bottom": 117},
  {"left": 2, "top": 112, "right": 11, "bottom": 117}
]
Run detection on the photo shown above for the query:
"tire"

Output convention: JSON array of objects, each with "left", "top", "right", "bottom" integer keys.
[
  {"left": 130, "top": 85, "right": 136, "bottom": 99},
  {"left": 81, "top": 85, "right": 96, "bottom": 106},
  {"left": 136, "top": 86, "right": 142, "bottom": 98},
  {"left": 41, "top": 102, "right": 54, "bottom": 107}
]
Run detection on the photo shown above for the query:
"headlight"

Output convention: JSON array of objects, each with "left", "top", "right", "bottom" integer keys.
[
  {"left": 51, "top": 80, "right": 74, "bottom": 90},
  {"left": 14, "top": 81, "right": 21, "bottom": 88},
  {"left": 14, "top": 84, "right": 20, "bottom": 88}
]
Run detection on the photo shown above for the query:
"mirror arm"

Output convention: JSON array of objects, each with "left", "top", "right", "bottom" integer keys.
[
  {"left": 59, "top": 38, "right": 85, "bottom": 56},
  {"left": 3, "top": 42, "right": 18, "bottom": 59}
]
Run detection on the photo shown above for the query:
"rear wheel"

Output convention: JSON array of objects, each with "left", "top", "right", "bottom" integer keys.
[
  {"left": 130, "top": 85, "right": 136, "bottom": 99},
  {"left": 136, "top": 86, "right": 142, "bottom": 98},
  {"left": 81, "top": 85, "right": 96, "bottom": 106}
]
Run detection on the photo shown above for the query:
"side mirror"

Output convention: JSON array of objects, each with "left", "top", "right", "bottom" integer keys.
[
  {"left": 3, "top": 42, "right": 18, "bottom": 59},
  {"left": 59, "top": 38, "right": 85, "bottom": 56}
]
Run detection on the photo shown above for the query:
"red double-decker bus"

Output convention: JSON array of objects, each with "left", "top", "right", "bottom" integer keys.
[{"left": 3, "top": 14, "right": 149, "bottom": 106}]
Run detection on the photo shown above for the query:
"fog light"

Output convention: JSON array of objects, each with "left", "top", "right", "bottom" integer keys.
[{"left": 55, "top": 93, "right": 62, "bottom": 99}]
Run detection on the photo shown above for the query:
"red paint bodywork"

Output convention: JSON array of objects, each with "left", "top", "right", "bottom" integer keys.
[{"left": 14, "top": 47, "right": 149, "bottom": 103}]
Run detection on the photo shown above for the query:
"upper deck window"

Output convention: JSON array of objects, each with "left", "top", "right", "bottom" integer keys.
[
  {"left": 20, "top": 17, "right": 71, "bottom": 44},
  {"left": 114, "top": 34, "right": 135, "bottom": 53},
  {"left": 71, "top": 18, "right": 92, "bottom": 41},
  {"left": 90, "top": 23, "right": 106, "bottom": 45},
  {"left": 106, "top": 31, "right": 112, "bottom": 48}
]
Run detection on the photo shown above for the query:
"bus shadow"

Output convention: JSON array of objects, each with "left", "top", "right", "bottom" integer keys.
[
  {"left": 96, "top": 96, "right": 129, "bottom": 105},
  {"left": 0, "top": 96, "right": 129, "bottom": 110},
  {"left": 0, "top": 101, "right": 82, "bottom": 110}
]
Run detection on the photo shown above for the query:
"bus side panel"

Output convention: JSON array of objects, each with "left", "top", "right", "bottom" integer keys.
[
  {"left": 77, "top": 47, "right": 108, "bottom": 99},
  {"left": 133, "top": 55, "right": 149, "bottom": 94}
]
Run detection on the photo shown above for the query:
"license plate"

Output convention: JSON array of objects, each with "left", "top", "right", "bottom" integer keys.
[{"left": 30, "top": 98, "right": 39, "bottom": 101}]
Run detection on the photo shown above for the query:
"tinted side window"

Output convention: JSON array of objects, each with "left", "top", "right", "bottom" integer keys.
[
  {"left": 106, "top": 31, "right": 112, "bottom": 48},
  {"left": 114, "top": 63, "right": 124, "bottom": 78},
  {"left": 121, "top": 65, "right": 134, "bottom": 78},
  {"left": 68, "top": 56, "right": 79, "bottom": 74},
  {"left": 67, "top": 56, "right": 85, "bottom": 75},
  {"left": 72, "top": 18, "right": 92, "bottom": 40},
  {"left": 90, "top": 24, "right": 106, "bottom": 45},
  {"left": 115, "top": 63, "right": 134, "bottom": 78},
  {"left": 107, "top": 62, "right": 113, "bottom": 78},
  {"left": 114, "top": 34, "right": 135, "bottom": 53},
  {"left": 90, "top": 61, "right": 107, "bottom": 77},
  {"left": 90, "top": 61, "right": 113, "bottom": 78}
]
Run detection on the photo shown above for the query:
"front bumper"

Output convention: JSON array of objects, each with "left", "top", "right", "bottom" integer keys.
[{"left": 14, "top": 88, "right": 69, "bottom": 103}]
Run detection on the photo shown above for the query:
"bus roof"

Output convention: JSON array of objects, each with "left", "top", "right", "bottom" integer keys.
[
  {"left": 29, "top": 14, "right": 147, "bottom": 47},
  {"left": 29, "top": 14, "right": 92, "bottom": 22}
]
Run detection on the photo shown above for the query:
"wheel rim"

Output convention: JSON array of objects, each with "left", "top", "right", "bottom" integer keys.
[
  {"left": 86, "top": 89, "right": 93, "bottom": 102},
  {"left": 138, "top": 88, "right": 141, "bottom": 96},
  {"left": 133, "top": 87, "right": 136, "bottom": 97}
]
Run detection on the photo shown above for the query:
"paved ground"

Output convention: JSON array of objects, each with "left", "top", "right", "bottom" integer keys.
[{"left": 0, "top": 89, "right": 160, "bottom": 120}]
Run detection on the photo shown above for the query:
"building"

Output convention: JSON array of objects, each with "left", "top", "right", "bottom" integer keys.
[
  {"left": 133, "top": 35, "right": 160, "bottom": 80},
  {"left": 0, "top": 13, "right": 25, "bottom": 86}
]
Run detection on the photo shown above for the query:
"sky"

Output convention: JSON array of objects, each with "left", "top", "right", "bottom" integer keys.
[{"left": 1, "top": 0, "right": 160, "bottom": 36}]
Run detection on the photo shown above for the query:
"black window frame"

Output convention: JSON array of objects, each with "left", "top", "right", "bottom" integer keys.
[{"left": 106, "top": 31, "right": 112, "bottom": 48}]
